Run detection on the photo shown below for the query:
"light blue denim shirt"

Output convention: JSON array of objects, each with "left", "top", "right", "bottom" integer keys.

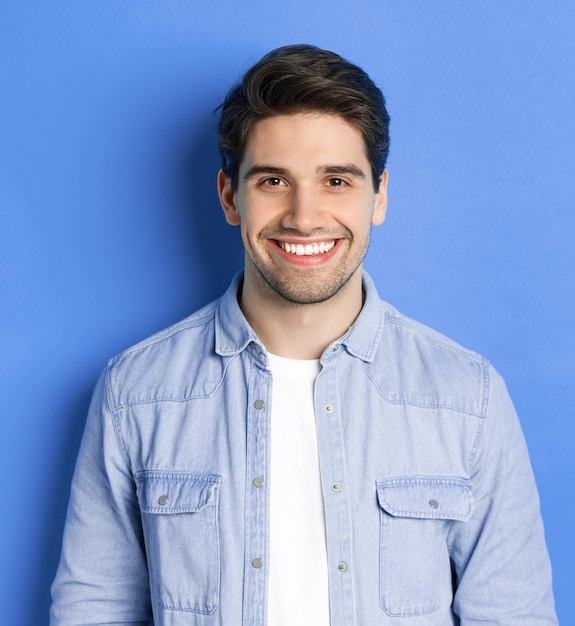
[{"left": 51, "top": 272, "right": 557, "bottom": 625}]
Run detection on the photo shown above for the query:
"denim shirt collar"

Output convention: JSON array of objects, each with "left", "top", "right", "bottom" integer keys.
[{"left": 214, "top": 270, "right": 385, "bottom": 363}]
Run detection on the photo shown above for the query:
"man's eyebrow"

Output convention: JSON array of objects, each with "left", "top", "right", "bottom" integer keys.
[
  {"left": 242, "top": 163, "right": 367, "bottom": 181},
  {"left": 242, "top": 165, "right": 287, "bottom": 181},
  {"left": 319, "top": 164, "right": 366, "bottom": 178}
]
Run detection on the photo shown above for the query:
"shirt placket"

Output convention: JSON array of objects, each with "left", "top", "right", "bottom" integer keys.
[
  {"left": 315, "top": 346, "right": 356, "bottom": 626},
  {"left": 243, "top": 354, "right": 272, "bottom": 626}
]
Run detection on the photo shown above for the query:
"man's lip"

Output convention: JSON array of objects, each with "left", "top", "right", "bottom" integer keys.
[{"left": 272, "top": 237, "right": 338, "bottom": 244}]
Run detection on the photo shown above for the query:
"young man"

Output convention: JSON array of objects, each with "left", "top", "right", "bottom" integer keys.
[{"left": 51, "top": 45, "right": 557, "bottom": 625}]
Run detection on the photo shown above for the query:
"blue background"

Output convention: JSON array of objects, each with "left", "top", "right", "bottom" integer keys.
[{"left": 1, "top": 2, "right": 573, "bottom": 623}]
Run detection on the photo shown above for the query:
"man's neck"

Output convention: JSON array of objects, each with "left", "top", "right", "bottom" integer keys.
[{"left": 239, "top": 267, "right": 364, "bottom": 360}]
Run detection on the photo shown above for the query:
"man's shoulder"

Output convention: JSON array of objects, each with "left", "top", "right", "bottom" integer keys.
[
  {"left": 113, "top": 299, "right": 218, "bottom": 362},
  {"left": 371, "top": 299, "right": 491, "bottom": 418},
  {"left": 380, "top": 300, "right": 485, "bottom": 364},
  {"left": 102, "top": 298, "right": 223, "bottom": 409},
  {"left": 361, "top": 273, "right": 486, "bottom": 370}
]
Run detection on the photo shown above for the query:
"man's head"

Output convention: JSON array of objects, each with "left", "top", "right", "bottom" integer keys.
[{"left": 218, "top": 44, "right": 390, "bottom": 191}]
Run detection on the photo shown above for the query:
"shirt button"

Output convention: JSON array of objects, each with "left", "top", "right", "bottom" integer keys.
[
  {"left": 253, "top": 477, "right": 264, "bottom": 488},
  {"left": 429, "top": 499, "right": 439, "bottom": 509},
  {"left": 331, "top": 482, "right": 341, "bottom": 492},
  {"left": 332, "top": 344, "right": 340, "bottom": 352},
  {"left": 325, "top": 404, "right": 334, "bottom": 413},
  {"left": 252, "top": 558, "right": 263, "bottom": 569},
  {"left": 338, "top": 561, "right": 348, "bottom": 572},
  {"left": 254, "top": 399, "right": 265, "bottom": 410},
  {"left": 158, "top": 495, "right": 169, "bottom": 506}
]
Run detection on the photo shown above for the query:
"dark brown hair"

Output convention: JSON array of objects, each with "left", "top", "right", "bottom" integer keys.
[{"left": 218, "top": 44, "right": 390, "bottom": 191}]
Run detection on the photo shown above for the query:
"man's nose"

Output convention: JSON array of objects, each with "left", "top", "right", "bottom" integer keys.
[{"left": 281, "top": 186, "right": 326, "bottom": 232}]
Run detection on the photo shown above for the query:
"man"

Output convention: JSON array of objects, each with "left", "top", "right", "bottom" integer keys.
[{"left": 51, "top": 45, "right": 557, "bottom": 625}]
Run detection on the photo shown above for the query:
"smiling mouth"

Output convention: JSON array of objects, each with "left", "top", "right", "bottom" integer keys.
[{"left": 278, "top": 241, "right": 336, "bottom": 256}]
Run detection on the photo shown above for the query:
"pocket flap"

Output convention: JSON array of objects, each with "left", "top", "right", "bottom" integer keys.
[
  {"left": 136, "top": 471, "right": 221, "bottom": 514},
  {"left": 376, "top": 476, "right": 473, "bottom": 521}
]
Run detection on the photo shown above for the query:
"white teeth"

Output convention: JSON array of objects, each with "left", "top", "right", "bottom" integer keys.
[{"left": 280, "top": 241, "right": 335, "bottom": 256}]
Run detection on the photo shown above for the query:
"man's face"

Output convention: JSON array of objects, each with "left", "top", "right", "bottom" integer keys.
[{"left": 218, "top": 112, "right": 388, "bottom": 305}]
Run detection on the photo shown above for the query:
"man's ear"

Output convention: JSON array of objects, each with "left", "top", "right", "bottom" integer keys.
[
  {"left": 217, "top": 170, "right": 241, "bottom": 226},
  {"left": 371, "top": 169, "right": 388, "bottom": 226}
]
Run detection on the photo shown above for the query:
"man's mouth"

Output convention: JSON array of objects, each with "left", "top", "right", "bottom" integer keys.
[{"left": 277, "top": 241, "right": 336, "bottom": 256}]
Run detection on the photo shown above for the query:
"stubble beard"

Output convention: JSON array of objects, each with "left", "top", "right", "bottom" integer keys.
[{"left": 247, "top": 230, "right": 372, "bottom": 306}]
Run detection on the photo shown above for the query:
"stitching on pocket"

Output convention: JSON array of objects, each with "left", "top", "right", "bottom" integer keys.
[
  {"left": 137, "top": 470, "right": 222, "bottom": 615},
  {"left": 376, "top": 476, "right": 472, "bottom": 617}
]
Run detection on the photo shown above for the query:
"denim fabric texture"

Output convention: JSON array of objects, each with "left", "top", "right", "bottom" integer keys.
[{"left": 51, "top": 272, "right": 557, "bottom": 625}]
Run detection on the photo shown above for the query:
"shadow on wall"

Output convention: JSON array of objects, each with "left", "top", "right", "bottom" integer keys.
[{"left": 171, "top": 115, "right": 244, "bottom": 305}]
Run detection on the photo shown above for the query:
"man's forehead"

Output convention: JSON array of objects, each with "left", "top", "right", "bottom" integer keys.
[{"left": 239, "top": 112, "right": 370, "bottom": 171}]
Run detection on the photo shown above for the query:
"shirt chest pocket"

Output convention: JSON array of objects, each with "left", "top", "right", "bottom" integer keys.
[
  {"left": 136, "top": 471, "right": 222, "bottom": 615},
  {"left": 376, "top": 477, "right": 473, "bottom": 617}
]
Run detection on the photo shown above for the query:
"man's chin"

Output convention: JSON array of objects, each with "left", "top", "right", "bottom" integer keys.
[{"left": 259, "top": 270, "right": 355, "bottom": 306}]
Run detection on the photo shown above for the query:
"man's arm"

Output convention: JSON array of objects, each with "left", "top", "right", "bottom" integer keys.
[
  {"left": 50, "top": 369, "right": 152, "bottom": 626},
  {"left": 448, "top": 366, "right": 557, "bottom": 624}
]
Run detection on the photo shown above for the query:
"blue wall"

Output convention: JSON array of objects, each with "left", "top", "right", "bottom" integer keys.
[{"left": 1, "top": 2, "right": 573, "bottom": 623}]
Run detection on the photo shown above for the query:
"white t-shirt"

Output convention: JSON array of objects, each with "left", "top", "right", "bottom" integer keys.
[{"left": 267, "top": 353, "right": 330, "bottom": 626}]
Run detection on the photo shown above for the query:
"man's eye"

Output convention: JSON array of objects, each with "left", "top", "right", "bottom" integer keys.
[
  {"left": 262, "top": 177, "right": 283, "bottom": 186},
  {"left": 327, "top": 177, "right": 346, "bottom": 187}
]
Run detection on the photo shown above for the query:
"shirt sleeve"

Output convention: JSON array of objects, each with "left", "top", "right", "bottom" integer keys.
[
  {"left": 50, "top": 367, "right": 152, "bottom": 626},
  {"left": 448, "top": 365, "right": 557, "bottom": 624}
]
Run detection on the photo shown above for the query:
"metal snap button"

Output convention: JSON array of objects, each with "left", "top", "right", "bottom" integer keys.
[
  {"left": 254, "top": 399, "right": 265, "bottom": 410},
  {"left": 158, "top": 495, "right": 169, "bottom": 506},
  {"left": 429, "top": 499, "right": 439, "bottom": 509}
]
